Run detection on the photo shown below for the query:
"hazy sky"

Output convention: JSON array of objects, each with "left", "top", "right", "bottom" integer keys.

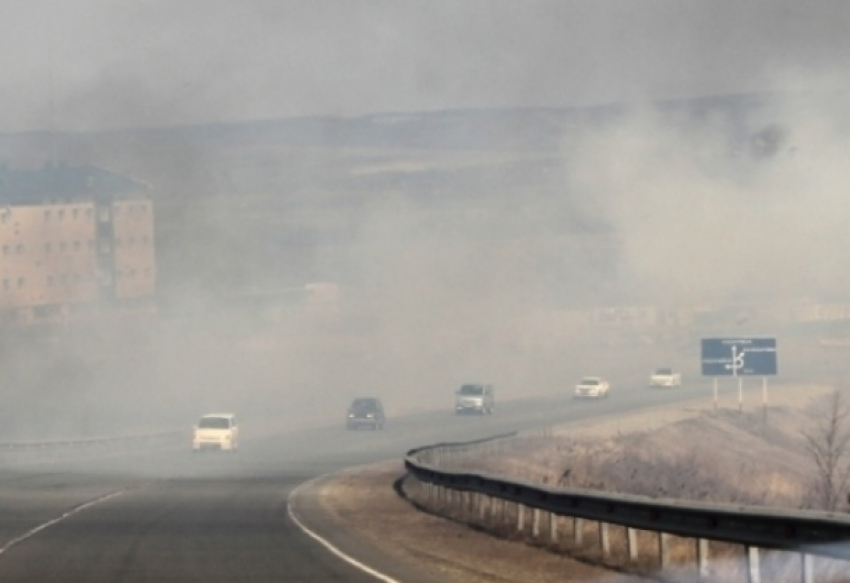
[{"left": 3, "top": 0, "right": 850, "bottom": 131}]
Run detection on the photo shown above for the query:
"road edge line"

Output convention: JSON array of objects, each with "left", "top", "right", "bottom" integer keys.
[{"left": 287, "top": 475, "right": 401, "bottom": 583}]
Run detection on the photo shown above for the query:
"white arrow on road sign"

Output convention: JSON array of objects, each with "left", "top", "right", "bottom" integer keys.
[{"left": 724, "top": 345, "right": 746, "bottom": 375}]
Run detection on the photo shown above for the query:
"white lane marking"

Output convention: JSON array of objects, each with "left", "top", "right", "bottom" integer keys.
[
  {"left": 0, "top": 490, "right": 124, "bottom": 556},
  {"left": 287, "top": 477, "right": 401, "bottom": 583}
]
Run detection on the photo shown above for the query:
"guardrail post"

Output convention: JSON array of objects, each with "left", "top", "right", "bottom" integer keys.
[
  {"left": 599, "top": 521, "right": 610, "bottom": 557},
  {"left": 801, "top": 553, "right": 814, "bottom": 583},
  {"left": 659, "top": 532, "right": 670, "bottom": 570},
  {"left": 549, "top": 512, "right": 558, "bottom": 542},
  {"left": 747, "top": 546, "right": 761, "bottom": 583},
  {"left": 532, "top": 508, "right": 540, "bottom": 538},
  {"left": 697, "top": 538, "right": 709, "bottom": 578},
  {"left": 517, "top": 504, "right": 525, "bottom": 531},
  {"left": 574, "top": 518, "right": 584, "bottom": 545},
  {"left": 627, "top": 527, "right": 639, "bottom": 561}
]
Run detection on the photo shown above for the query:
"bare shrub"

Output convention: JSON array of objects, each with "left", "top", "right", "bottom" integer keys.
[{"left": 801, "top": 389, "right": 850, "bottom": 511}]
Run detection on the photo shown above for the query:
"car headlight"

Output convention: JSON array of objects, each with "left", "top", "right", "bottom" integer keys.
[
  {"left": 366, "top": 413, "right": 374, "bottom": 418},
  {"left": 348, "top": 413, "right": 354, "bottom": 417}
]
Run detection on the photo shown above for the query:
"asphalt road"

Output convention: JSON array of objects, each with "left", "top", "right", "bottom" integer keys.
[{"left": 0, "top": 379, "right": 756, "bottom": 582}]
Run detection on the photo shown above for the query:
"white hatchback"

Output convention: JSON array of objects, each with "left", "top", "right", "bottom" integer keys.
[
  {"left": 649, "top": 367, "right": 682, "bottom": 387},
  {"left": 574, "top": 377, "right": 610, "bottom": 399},
  {"left": 192, "top": 413, "right": 239, "bottom": 452}
]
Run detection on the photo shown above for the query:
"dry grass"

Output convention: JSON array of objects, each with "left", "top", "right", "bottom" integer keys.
[
  {"left": 319, "top": 462, "right": 649, "bottom": 583},
  {"left": 316, "top": 385, "right": 850, "bottom": 581},
  {"left": 411, "top": 390, "right": 850, "bottom": 581}
]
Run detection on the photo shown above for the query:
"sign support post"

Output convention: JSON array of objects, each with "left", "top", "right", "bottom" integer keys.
[
  {"left": 738, "top": 375, "right": 743, "bottom": 413},
  {"left": 713, "top": 378, "right": 718, "bottom": 411},
  {"left": 762, "top": 377, "right": 768, "bottom": 425}
]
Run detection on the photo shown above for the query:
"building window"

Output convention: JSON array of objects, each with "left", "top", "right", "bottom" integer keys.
[
  {"left": 60, "top": 274, "right": 67, "bottom": 284},
  {"left": 44, "top": 210, "right": 51, "bottom": 222},
  {"left": 57, "top": 209, "right": 65, "bottom": 220},
  {"left": 0, "top": 213, "right": 8, "bottom": 224},
  {"left": 45, "top": 242, "right": 52, "bottom": 254},
  {"left": 59, "top": 242, "right": 66, "bottom": 252},
  {"left": 87, "top": 240, "right": 94, "bottom": 250},
  {"left": 2, "top": 245, "right": 8, "bottom": 256},
  {"left": 73, "top": 240, "right": 81, "bottom": 252},
  {"left": 47, "top": 275, "right": 54, "bottom": 287},
  {"left": 85, "top": 208, "right": 93, "bottom": 220},
  {"left": 2, "top": 279, "right": 8, "bottom": 291},
  {"left": 72, "top": 208, "right": 79, "bottom": 220},
  {"left": 16, "top": 244, "right": 23, "bottom": 255},
  {"left": 17, "top": 277, "right": 24, "bottom": 288}
]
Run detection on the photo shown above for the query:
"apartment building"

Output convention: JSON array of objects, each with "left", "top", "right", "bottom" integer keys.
[{"left": 0, "top": 164, "right": 155, "bottom": 321}]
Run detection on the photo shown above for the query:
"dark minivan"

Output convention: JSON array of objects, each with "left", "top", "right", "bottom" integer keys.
[{"left": 346, "top": 397, "right": 386, "bottom": 430}]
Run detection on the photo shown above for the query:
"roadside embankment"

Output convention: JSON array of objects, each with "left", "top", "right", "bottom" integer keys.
[{"left": 311, "top": 382, "right": 850, "bottom": 582}]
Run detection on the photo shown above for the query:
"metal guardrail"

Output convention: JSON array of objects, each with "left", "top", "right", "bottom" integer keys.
[
  {"left": 0, "top": 430, "right": 184, "bottom": 451},
  {"left": 405, "top": 432, "right": 850, "bottom": 582}
]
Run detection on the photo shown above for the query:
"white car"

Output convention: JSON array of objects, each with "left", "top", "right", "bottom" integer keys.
[
  {"left": 192, "top": 413, "right": 239, "bottom": 452},
  {"left": 649, "top": 368, "right": 682, "bottom": 388},
  {"left": 574, "top": 377, "right": 610, "bottom": 399}
]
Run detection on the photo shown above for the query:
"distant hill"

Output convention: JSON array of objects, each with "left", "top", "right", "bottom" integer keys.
[
  {"left": 0, "top": 93, "right": 783, "bottom": 299},
  {"left": 0, "top": 91, "right": 773, "bottom": 162}
]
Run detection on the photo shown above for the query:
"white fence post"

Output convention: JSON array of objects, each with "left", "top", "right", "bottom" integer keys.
[
  {"left": 532, "top": 508, "right": 540, "bottom": 538},
  {"left": 574, "top": 518, "right": 583, "bottom": 545},
  {"left": 517, "top": 504, "right": 525, "bottom": 532},
  {"left": 747, "top": 546, "right": 761, "bottom": 583},
  {"left": 801, "top": 553, "right": 814, "bottom": 583},
  {"left": 599, "top": 522, "right": 610, "bottom": 557},
  {"left": 549, "top": 512, "right": 558, "bottom": 542},
  {"left": 697, "top": 538, "right": 710, "bottom": 578},
  {"left": 659, "top": 532, "right": 670, "bottom": 570},
  {"left": 627, "top": 527, "right": 639, "bottom": 562}
]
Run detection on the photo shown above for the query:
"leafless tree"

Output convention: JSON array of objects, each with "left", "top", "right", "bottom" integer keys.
[{"left": 801, "top": 389, "right": 850, "bottom": 511}]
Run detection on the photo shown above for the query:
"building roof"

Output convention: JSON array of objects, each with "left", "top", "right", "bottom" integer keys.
[{"left": 0, "top": 163, "right": 148, "bottom": 204}]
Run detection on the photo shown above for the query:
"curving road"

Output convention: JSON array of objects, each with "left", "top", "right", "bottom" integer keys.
[{"left": 0, "top": 379, "right": 757, "bottom": 581}]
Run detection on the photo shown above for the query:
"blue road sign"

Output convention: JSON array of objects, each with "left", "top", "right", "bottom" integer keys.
[{"left": 701, "top": 338, "right": 777, "bottom": 376}]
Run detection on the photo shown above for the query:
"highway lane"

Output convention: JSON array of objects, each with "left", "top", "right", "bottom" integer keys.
[
  {"left": 0, "top": 476, "right": 387, "bottom": 583},
  {"left": 0, "top": 379, "right": 769, "bottom": 581}
]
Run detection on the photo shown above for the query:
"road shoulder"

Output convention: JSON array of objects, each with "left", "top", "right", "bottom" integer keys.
[{"left": 300, "top": 461, "right": 646, "bottom": 583}]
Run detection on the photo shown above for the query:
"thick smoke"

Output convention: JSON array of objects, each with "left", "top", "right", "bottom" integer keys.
[{"left": 562, "top": 92, "right": 850, "bottom": 306}]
